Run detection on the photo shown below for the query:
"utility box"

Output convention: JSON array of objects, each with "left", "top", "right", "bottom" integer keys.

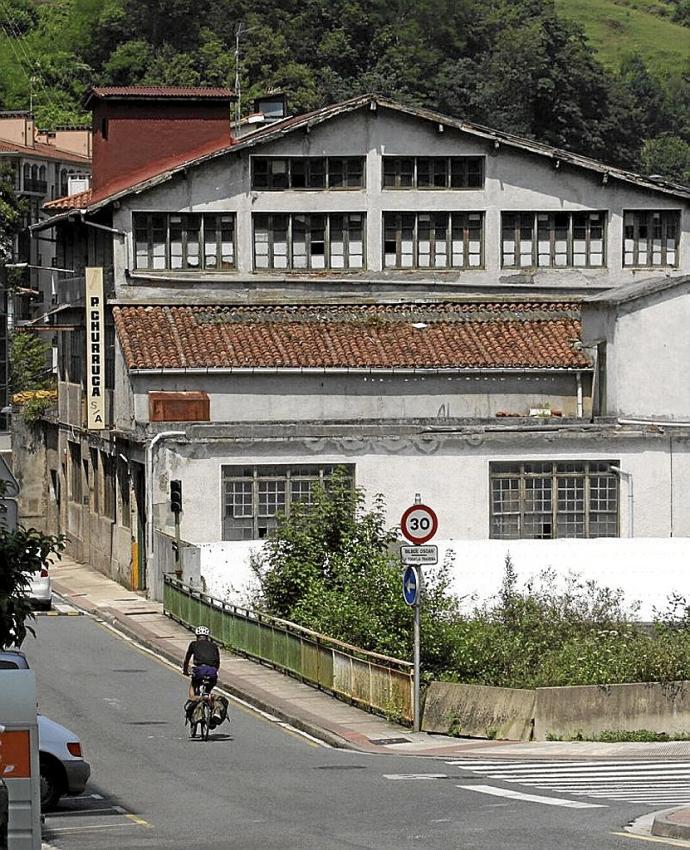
[{"left": 0, "top": 671, "right": 41, "bottom": 850}]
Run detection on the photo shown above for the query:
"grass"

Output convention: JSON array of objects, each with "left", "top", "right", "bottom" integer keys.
[{"left": 555, "top": 0, "right": 690, "bottom": 76}]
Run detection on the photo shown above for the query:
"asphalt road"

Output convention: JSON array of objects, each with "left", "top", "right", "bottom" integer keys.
[{"left": 23, "top": 612, "right": 657, "bottom": 850}]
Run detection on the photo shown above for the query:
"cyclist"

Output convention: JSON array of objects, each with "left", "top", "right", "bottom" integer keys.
[{"left": 183, "top": 625, "right": 220, "bottom": 703}]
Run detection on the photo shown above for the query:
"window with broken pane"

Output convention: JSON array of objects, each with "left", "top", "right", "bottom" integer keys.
[
  {"left": 251, "top": 157, "right": 364, "bottom": 190},
  {"left": 133, "top": 212, "right": 235, "bottom": 271},
  {"left": 222, "top": 465, "right": 354, "bottom": 540},
  {"left": 623, "top": 210, "right": 679, "bottom": 267},
  {"left": 253, "top": 213, "right": 366, "bottom": 270},
  {"left": 490, "top": 461, "right": 619, "bottom": 539},
  {"left": 383, "top": 212, "right": 483, "bottom": 269},
  {"left": 502, "top": 212, "right": 606, "bottom": 269},
  {"left": 382, "top": 156, "right": 484, "bottom": 189}
]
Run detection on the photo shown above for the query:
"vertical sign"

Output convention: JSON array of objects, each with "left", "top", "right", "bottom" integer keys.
[{"left": 85, "top": 267, "right": 105, "bottom": 430}]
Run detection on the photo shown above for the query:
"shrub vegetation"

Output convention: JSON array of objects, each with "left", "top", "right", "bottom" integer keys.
[{"left": 252, "top": 476, "right": 690, "bottom": 688}]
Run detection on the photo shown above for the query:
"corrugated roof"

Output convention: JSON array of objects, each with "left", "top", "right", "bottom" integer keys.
[{"left": 114, "top": 303, "right": 590, "bottom": 372}]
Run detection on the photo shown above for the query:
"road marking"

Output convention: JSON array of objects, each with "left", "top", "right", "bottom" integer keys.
[
  {"left": 126, "top": 813, "right": 152, "bottom": 827},
  {"left": 449, "top": 759, "right": 690, "bottom": 805},
  {"left": 384, "top": 774, "right": 448, "bottom": 780},
  {"left": 46, "top": 822, "right": 142, "bottom": 833},
  {"left": 612, "top": 832, "right": 690, "bottom": 846},
  {"left": 457, "top": 784, "right": 607, "bottom": 808}
]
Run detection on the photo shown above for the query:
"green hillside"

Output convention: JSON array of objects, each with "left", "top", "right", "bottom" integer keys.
[{"left": 555, "top": 0, "right": 690, "bottom": 76}]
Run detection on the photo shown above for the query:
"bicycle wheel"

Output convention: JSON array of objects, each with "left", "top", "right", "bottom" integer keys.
[{"left": 201, "top": 702, "right": 211, "bottom": 741}]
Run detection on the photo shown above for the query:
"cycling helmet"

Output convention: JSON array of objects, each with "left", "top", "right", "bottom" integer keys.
[{"left": 195, "top": 626, "right": 210, "bottom": 637}]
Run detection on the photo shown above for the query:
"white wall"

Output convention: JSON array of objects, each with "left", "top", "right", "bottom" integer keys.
[
  {"left": 191, "top": 536, "right": 690, "bottom": 624},
  {"left": 149, "top": 429, "right": 690, "bottom": 547}
]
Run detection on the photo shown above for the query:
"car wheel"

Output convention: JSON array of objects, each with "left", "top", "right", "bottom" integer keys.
[{"left": 40, "top": 759, "right": 63, "bottom": 810}]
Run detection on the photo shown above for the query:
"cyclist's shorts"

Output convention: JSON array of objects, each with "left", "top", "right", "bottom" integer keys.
[{"left": 192, "top": 665, "right": 218, "bottom": 692}]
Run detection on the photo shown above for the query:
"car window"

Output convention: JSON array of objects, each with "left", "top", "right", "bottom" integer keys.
[{"left": 0, "top": 660, "right": 21, "bottom": 669}]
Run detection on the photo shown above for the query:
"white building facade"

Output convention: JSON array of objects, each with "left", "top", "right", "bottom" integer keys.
[{"left": 17, "top": 89, "right": 690, "bottom": 601}]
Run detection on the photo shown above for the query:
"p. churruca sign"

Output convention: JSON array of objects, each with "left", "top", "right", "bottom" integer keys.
[{"left": 85, "top": 267, "right": 105, "bottom": 430}]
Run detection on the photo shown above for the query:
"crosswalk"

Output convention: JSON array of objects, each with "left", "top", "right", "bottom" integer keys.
[{"left": 444, "top": 758, "right": 690, "bottom": 806}]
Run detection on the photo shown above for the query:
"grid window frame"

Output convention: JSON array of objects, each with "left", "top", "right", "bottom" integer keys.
[
  {"left": 383, "top": 211, "right": 484, "bottom": 270},
  {"left": 623, "top": 210, "right": 680, "bottom": 268},
  {"left": 490, "top": 461, "right": 619, "bottom": 540},
  {"left": 253, "top": 213, "right": 366, "bottom": 271},
  {"left": 222, "top": 464, "right": 354, "bottom": 541},
  {"left": 501, "top": 211, "right": 607, "bottom": 269},
  {"left": 251, "top": 157, "right": 366, "bottom": 191},
  {"left": 133, "top": 212, "right": 236, "bottom": 272},
  {"left": 382, "top": 156, "right": 485, "bottom": 190}
]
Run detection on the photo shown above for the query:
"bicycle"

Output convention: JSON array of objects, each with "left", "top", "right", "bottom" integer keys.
[{"left": 188, "top": 674, "right": 214, "bottom": 741}]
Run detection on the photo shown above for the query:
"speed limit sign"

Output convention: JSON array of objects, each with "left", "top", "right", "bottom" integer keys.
[{"left": 400, "top": 503, "right": 438, "bottom": 544}]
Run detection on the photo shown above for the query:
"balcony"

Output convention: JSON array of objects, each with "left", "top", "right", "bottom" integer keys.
[{"left": 22, "top": 179, "right": 48, "bottom": 195}]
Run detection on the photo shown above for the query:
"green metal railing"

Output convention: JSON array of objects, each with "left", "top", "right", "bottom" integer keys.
[{"left": 164, "top": 576, "right": 413, "bottom": 722}]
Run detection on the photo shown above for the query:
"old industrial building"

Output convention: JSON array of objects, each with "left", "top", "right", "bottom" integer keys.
[{"left": 13, "top": 86, "right": 690, "bottom": 600}]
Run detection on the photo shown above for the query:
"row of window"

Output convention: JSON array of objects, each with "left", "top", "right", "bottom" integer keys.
[
  {"left": 133, "top": 210, "right": 681, "bottom": 272},
  {"left": 68, "top": 443, "right": 130, "bottom": 528},
  {"left": 221, "top": 461, "right": 619, "bottom": 542},
  {"left": 250, "top": 156, "right": 484, "bottom": 191}
]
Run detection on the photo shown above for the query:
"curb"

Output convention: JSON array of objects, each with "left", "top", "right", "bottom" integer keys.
[
  {"left": 52, "top": 584, "right": 360, "bottom": 752},
  {"left": 651, "top": 807, "right": 690, "bottom": 841}
]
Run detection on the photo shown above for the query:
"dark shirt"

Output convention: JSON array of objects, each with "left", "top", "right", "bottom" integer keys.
[{"left": 183, "top": 638, "right": 220, "bottom": 673}]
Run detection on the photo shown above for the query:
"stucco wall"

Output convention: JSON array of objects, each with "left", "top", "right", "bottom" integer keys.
[
  {"left": 152, "top": 430, "right": 689, "bottom": 547},
  {"left": 613, "top": 282, "right": 690, "bottom": 420},
  {"left": 130, "top": 371, "right": 588, "bottom": 423},
  {"left": 110, "top": 108, "right": 689, "bottom": 302}
]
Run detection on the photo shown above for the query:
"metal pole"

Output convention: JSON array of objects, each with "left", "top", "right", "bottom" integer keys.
[
  {"left": 174, "top": 512, "right": 182, "bottom": 579},
  {"left": 413, "top": 568, "right": 422, "bottom": 733}
]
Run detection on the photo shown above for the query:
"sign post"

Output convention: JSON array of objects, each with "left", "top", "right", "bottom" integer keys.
[{"left": 400, "top": 496, "right": 438, "bottom": 734}]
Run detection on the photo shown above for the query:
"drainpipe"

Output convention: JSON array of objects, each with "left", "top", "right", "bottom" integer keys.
[
  {"left": 145, "top": 431, "right": 185, "bottom": 597},
  {"left": 610, "top": 465, "right": 633, "bottom": 538},
  {"left": 576, "top": 372, "right": 583, "bottom": 419}
]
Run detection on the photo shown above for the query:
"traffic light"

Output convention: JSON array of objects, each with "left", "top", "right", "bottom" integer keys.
[{"left": 170, "top": 479, "right": 182, "bottom": 514}]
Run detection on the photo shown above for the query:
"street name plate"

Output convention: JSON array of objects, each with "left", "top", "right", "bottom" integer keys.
[{"left": 401, "top": 545, "right": 438, "bottom": 565}]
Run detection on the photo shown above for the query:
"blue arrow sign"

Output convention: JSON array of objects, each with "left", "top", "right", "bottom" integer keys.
[{"left": 402, "top": 565, "right": 419, "bottom": 606}]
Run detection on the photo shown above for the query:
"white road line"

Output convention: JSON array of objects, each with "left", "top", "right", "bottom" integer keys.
[
  {"left": 445, "top": 760, "right": 658, "bottom": 768},
  {"left": 457, "top": 785, "right": 607, "bottom": 808},
  {"left": 383, "top": 774, "right": 448, "bottom": 780}
]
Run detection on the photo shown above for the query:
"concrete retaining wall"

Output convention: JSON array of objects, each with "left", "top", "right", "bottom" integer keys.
[
  {"left": 535, "top": 681, "right": 690, "bottom": 741},
  {"left": 422, "top": 682, "right": 535, "bottom": 740},
  {"left": 423, "top": 680, "right": 690, "bottom": 741}
]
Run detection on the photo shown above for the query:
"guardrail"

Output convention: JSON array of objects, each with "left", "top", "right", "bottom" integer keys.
[{"left": 163, "top": 576, "right": 413, "bottom": 723}]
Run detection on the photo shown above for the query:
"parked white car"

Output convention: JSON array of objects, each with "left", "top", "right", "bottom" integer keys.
[
  {"left": 0, "top": 650, "right": 91, "bottom": 808},
  {"left": 27, "top": 563, "right": 52, "bottom": 611}
]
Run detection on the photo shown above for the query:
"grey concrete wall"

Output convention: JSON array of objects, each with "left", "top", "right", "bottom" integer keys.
[
  {"left": 423, "top": 682, "right": 535, "bottom": 740},
  {"left": 534, "top": 681, "right": 690, "bottom": 740},
  {"left": 422, "top": 679, "right": 690, "bottom": 741},
  {"left": 12, "top": 416, "right": 51, "bottom": 532},
  {"left": 110, "top": 107, "right": 690, "bottom": 303},
  {"left": 130, "top": 371, "right": 588, "bottom": 424}
]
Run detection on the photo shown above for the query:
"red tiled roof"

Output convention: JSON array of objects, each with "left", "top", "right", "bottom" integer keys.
[
  {"left": 0, "top": 137, "right": 90, "bottom": 164},
  {"left": 114, "top": 303, "right": 590, "bottom": 371},
  {"left": 44, "top": 189, "right": 92, "bottom": 211},
  {"left": 86, "top": 86, "right": 235, "bottom": 101}
]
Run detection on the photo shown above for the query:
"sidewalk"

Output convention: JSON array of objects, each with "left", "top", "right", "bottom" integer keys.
[{"left": 45, "top": 555, "right": 690, "bottom": 765}]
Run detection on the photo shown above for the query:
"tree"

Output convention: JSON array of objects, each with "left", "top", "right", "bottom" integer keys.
[
  {"left": 641, "top": 134, "right": 690, "bottom": 184},
  {"left": 10, "top": 332, "right": 53, "bottom": 394},
  {"left": 0, "top": 164, "right": 25, "bottom": 264},
  {"left": 0, "top": 525, "right": 64, "bottom": 648},
  {"left": 251, "top": 468, "right": 459, "bottom": 672}
]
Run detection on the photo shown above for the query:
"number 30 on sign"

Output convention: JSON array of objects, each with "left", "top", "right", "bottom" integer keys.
[{"left": 400, "top": 504, "right": 438, "bottom": 544}]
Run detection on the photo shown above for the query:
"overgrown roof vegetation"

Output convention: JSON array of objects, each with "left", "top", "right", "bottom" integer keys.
[{"left": 0, "top": 0, "right": 687, "bottom": 182}]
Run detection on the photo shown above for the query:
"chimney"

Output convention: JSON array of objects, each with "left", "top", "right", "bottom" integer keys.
[{"left": 83, "top": 87, "right": 235, "bottom": 198}]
